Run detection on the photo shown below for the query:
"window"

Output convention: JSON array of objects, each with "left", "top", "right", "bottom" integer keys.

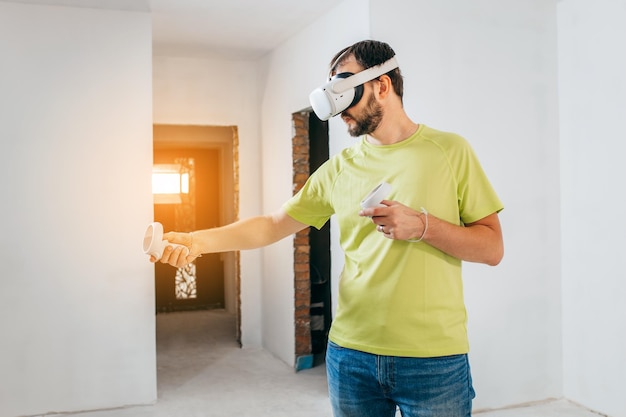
[{"left": 152, "top": 164, "right": 189, "bottom": 204}]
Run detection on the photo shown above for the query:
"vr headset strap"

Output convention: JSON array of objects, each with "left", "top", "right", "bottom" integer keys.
[{"left": 331, "top": 56, "right": 399, "bottom": 94}]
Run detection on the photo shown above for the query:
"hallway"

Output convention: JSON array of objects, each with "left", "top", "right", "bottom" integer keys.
[{"left": 44, "top": 311, "right": 603, "bottom": 417}]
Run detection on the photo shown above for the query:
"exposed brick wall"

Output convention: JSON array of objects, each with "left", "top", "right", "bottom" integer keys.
[
  {"left": 292, "top": 112, "right": 312, "bottom": 357},
  {"left": 232, "top": 126, "right": 242, "bottom": 346}
]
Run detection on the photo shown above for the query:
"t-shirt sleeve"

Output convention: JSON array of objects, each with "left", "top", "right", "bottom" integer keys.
[
  {"left": 452, "top": 138, "right": 504, "bottom": 224},
  {"left": 282, "top": 161, "right": 336, "bottom": 230}
]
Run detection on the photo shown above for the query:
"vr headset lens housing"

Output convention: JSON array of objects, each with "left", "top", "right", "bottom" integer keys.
[{"left": 309, "top": 56, "right": 399, "bottom": 121}]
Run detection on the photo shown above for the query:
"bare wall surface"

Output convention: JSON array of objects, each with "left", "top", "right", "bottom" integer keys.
[
  {"left": 0, "top": 3, "right": 155, "bottom": 416},
  {"left": 558, "top": 1, "right": 626, "bottom": 416}
]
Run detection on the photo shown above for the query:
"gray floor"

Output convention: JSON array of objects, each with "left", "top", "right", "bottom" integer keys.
[{"left": 47, "top": 310, "right": 603, "bottom": 417}]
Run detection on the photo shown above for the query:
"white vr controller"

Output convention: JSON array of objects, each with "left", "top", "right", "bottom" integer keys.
[
  {"left": 143, "top": 222, "right": 189, "bottom": 261},
  {"left": 360, "top": 182, "right": 391, "bottom": 209}
]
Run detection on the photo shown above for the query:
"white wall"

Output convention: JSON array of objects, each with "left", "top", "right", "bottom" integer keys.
[
  {"left": 0, "top": 3, "right": 155, "bottom": 417},
  {"left": 152, "top": 55, "right": 263, "bottom": 347},
  {"left": 370, "top": 0, "right": 563, "bottom": 410},
  {"left": 558, "top": 1, "right": 626, "bottom": 416},
  {"left": 257, "top": 0, "right": 370, "bottom": 367}
]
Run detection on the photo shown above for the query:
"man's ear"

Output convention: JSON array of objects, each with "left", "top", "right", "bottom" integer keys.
[{"left": 376, "top": 74, "right": 393, "bottom": 99}]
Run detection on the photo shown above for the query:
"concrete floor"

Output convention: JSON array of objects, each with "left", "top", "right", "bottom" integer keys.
[{"left": 47, "top": 310, "right": 604, "bottom": 417}]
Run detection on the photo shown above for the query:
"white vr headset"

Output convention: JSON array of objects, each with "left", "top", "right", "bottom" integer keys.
[{"left": 309, "top": 56, "right": 399, "bottom": 121}]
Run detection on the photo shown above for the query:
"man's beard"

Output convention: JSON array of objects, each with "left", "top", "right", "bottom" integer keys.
[{"left": 344, "top": 92, "right": 384, "bottom": 137}]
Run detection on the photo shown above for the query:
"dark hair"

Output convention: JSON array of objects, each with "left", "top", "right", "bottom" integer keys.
[{"left": 330, "top": 40, "right": 404, "bottom": 100}]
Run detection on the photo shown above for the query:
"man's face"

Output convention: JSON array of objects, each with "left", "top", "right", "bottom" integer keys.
[
  {"left": 335, "top": 56, "right": 384, "bottom": 137},
  {"left": 342, "top": 92, "right": 383, "bottom": 137}
]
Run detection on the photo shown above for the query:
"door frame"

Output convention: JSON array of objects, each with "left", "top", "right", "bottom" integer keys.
[{"left": 153, "top": 124, "right": 241, "bottom": 343}]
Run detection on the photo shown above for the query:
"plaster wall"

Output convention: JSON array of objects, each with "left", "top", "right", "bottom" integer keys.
[
  {"left": 558, "top": 1, "right": 626, "bottom": 416},
  {"left": 0, "top": 3, "right": 155, "bottom": 416}
]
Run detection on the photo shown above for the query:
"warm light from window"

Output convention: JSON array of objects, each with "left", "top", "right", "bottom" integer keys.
[
  {"left": 181, "top": 173, "right": 189, "bottom": 193},
  {"left": 153, "top": 172, "right": 183, "bottom": 194},
  {"left": 152, "top": 164, "right": 189, "bottom": 204}
]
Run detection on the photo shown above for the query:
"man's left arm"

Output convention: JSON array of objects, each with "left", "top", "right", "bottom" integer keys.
[
  {"left": 360, "top": 202, "right": 504, "bottom": 266},
  {"left": 421, "top": 211, "right": 503, "bottom": 266}
]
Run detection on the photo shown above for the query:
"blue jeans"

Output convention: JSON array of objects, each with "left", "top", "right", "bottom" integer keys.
[{"left": 326, "top": 341, "right": 475, "bottom": 417}]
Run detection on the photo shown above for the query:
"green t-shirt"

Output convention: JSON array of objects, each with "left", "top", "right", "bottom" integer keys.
[{"left": 283, "top": 124, "right": 503, "bottom": 357}]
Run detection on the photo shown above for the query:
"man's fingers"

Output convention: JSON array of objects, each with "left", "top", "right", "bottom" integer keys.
[{"left": 163, "top": 232, "right": 189, "bottom": 245}]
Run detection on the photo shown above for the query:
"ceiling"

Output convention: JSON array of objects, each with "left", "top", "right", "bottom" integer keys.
[{"left": 5, "top": 0, "right": 345, "bottom": 59}]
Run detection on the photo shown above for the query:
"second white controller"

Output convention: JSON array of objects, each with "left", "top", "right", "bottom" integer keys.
[
  {"left": 360, "top": 182, "right": 392, "bottom": 209},
  {"left": 143, "top": 222, "right": 189, "bottom": 261}
]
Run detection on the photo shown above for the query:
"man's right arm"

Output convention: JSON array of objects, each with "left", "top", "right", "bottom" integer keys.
[{"left": 157, "top": 209, "right": 309, "bottom": 268}]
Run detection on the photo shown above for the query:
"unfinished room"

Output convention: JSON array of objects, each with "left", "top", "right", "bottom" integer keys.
[{"left": 1, "top": 0, "right": 624, "bottom": 416}]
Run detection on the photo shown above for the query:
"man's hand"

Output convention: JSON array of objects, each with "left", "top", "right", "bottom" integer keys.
[
  {"left": 359, "top": 200, "right": 504, "bottom": 266},
  {"left": 150, "top": 232, "right": 201, "bottom": 268},
  {"left": 359, "top": 200, "right": 426, "bottom": 241}
]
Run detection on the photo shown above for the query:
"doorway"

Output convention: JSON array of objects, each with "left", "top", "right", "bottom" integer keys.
[
  {"left": 152, "top": 124, "right": 240, "bottom": 341},
  {"left": 153, "top": 147, "right": 223, "bottom": 310}
]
